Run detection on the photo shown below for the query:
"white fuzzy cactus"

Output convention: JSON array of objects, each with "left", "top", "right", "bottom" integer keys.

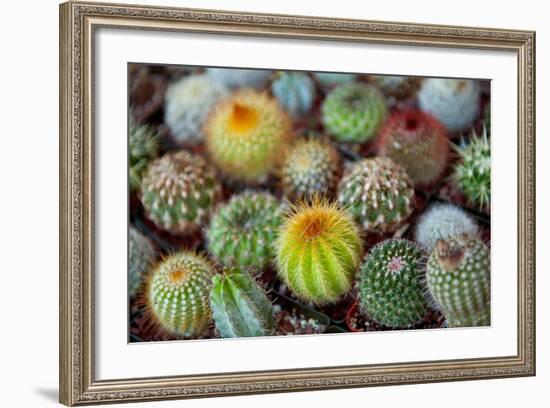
[
  {"left": 418, "top": 78, "right": 481, "bottom": 133},
  {"left": 164, "top": 74, "right": 228, "bottom": 146},
  {"left": 206, "top": 68, "right": 272, "bottom": 90}
]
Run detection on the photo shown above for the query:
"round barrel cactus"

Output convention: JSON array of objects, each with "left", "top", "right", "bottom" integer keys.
[
  {"left": 129, "top": 120, "right": 160, "bottom": 191},
  {"left": 279, "top": 138, "right": 341, "bottom": 200},
  {"left": 146, "top": 251, "right": 216, "bottom": 337},
  {"left": 322, "top": 83, "right": 386, "bottom": 143},
  {"left": 129, "top": 226, "right": 157, "bottom": 298},
  {"left": 206, "top": 68, "right": 272, "bottom": 90},
  {"left": 377, "top": 110, "right": 449, "bottom": 186},
  {"left": 140, "top": 151, "right": 221, "bottom": 235},
  {"left": 210, "top": 269, "right": 275, "bottom": 338},
  {"left": 427, "top": 235, "right": 491, "bottom": 327},
  {"left": 164, "top": 74, "right": 228, "bottom": 146},
  {"left": 275, "top": 197, "right": 363, "bottom": 305},
  {"left": 206, "top": 191, "right": 283, "bottom": 270},
  {"left": 418, "top": 78, "right": 481, "bottom": 133},
  {"left": 337, "top": 157, "right": 415, "bottom": 234},
  {"left": 271, "top": 72, "right": 315, "bottom": 118},
  {"left": 205, "top": 89, "right": 293, "bottom": 183},
  {"left": 358, "top": 239, "right": 429, "bottom": 328},
  {"left": 314, "top": 72, "right": 358, "bottom": 89}
]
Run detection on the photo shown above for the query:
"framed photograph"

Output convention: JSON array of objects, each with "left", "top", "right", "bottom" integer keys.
[{"left": 59, "top": 1, "right": 536, "bottom": 405}]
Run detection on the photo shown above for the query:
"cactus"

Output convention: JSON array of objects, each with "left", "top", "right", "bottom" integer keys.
[
  {"left": 453, "top": 127, "right": 491, "bottom": 210},
  {"left": 426, "top": 235, "right": 490, "bottom": 327},
  {"left": 369, "top": 75, "right": 421, "bottom": 99},
  {"left": 271, "top": 72, "right": 316, "bottom": 118},
  {"left": 337, "top": 157, "right": 415, "bottom": 234},
  {"left": 205, "top": 89, "right": 293, "bottom": 183},
  {"left": 210, "top": 269, "right": 275, "bottom": 337},
  {"left": 279, "top": 138, "right": 341, "bottom": 200},
  {"left": 313, "top": 72, "right": 358, "bottom": 89},
  {"left": 129, "top": 226, "right": 157, "bottom": 298},
  {"left": 418, "top": 78, "right": 481, "bottom": 133},
  {"left": 140, "top": 151, "right": 221, "bottom": 234},
  {"left": 146, "top": 251, "right": 216, "bottom": 337},
  {"left": 164, "top": 74, "right": 228, "bottom": 146},
  {"left": 129, "top": 120, "right": 160, "bottom": 191},
  {"left": 321, "top": 83, "right": 386, "bottom": 143},
  {"left": 275, "top": 197, "right": 363, "bottom": 305},
  {"left": 358, "top": 239, "right": 429, "bottom": 328},
  {"left": 415, "top": 203, "right": 479, "bottom": 251},
  {"left": 206, "top": 68, "right": 272, "bottom": 90},
  {"left": 206, "top": 191, "right": 283, "bottom": 270},
  {"left": 377, "top": 110, "right": 449, "bottom": 186}
]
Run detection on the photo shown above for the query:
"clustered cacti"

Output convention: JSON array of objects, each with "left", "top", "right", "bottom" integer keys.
[
  {"left": 322, "top": 83, "right": 386, "bottom": 143},
  {"left": 279, "top": 138, "right": 341, "bottom": 200},
  {"left": 337, "top": 157, "right": 415, "bottom": 234},
  {"left": 130, "top": 65, "right": 492, "bottom": 341},
  {"left": 206, "top": 191, "right": 283, "bottom": 270}
]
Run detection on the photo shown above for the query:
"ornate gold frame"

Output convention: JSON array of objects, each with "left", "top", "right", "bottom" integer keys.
[{"left": 59, "top": 1, "right": 536, "bottom": 405}]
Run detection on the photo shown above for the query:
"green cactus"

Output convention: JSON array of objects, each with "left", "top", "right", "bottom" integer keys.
[
  {"left": 206, "top": 191, "right": 283, "bottom": 270},
  {"left": 279, "top": 138, "right": 341, "bottom": 200},
  {"left": 321, "top": 83, "right": 386, "bottom": 143},
  {"left": 205, "top": 89, "right": 294, "bottom": 183},
  {"left": 210, "top": 269, "right": 275, "bottom": 338},
  {"left": 358, "top": 239, "right": 429, "bottom": 328},
  {"left": 140, "top": 151, "right": 221, "bottom": 235},
  {"left": 313, "top": 72, "right": 358, "bottom": 89},
  {"left": 454, "top": 127, "right": 491, "bottom": 210},
  {"left": 337, "top": 157, "right": 415, "bottom": 234},
  {"left": 275, "top": 197, "right": 363, "bottom": 305},
  {"left": 129, "top": 120, "right": 160, "bottom": 191},
  {"left": 128, "top": 226, "right": 157, "bottom": 298},
  {"left": 146, "top": 251, "right": 216, "bottom": 337},
  {"left": 271, "top": 72, "right": 316, "bottom": 118},
  {"left": 426, "top": 235, "right": 490, "bottom": 327}
]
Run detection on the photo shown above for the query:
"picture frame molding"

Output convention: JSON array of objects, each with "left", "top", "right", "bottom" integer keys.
[{"left": 59, "top": 1, "right": 536, "bottom": 405}]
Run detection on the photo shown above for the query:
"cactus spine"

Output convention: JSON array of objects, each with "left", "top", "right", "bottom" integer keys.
[
  {"left": 206, "top": 191, "right": 283, "bottom": 270},
  {"left": 426, "top": 235, "right": 490, "bottom": 327},
  {"left": 210, "top": 269, "right": 275, "bottom": 337},
  {"left": 358, "top": 239, "right": 429, "bottom": 328},
  {"left": 146, "top": 251, "right": 216, "bottom": 337},
  {"left": 275, "top": 197, "right": 363, "bottom": 305}
]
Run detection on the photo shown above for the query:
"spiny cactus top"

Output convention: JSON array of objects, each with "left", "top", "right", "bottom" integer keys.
[
  {"left": 418, "top": 78, "right": 481, "bottom": 133},
  {"left": 377, "top": 110, "right": 449, "bottom": 186},
  {"left": 415, "top": 203, "right": 478, "bottom": 251},
  {"left": 147, "top": 251, "right": 216, "bottom": 337},
  {"left": 275, "top": 197, "right": 362, "bottom": 305},
  {"left": 140, "top": 151, "right": 221, "bottom": 235},
  {"left": 205, "top": 89, "right": 293, "bottom": 183},
  {"left": 337, "top": 157, "right": 415, "bottom": 234},
  {"left": 206, "top": 68, "right": 272, "bottom": 90},
  {"left": 358, "top": 239, "right": 429, "bottom": 328},
  {"left": 369, "top": 75, "right": 421, "bottom": 99},
  {"left": 129, "top": 120, "right": 160, "bottom": 191},
  {"left": 454, "top": 127, "right": 491, "bottom": 210},
  {"left": 164, "top": 74, "right": 228, "bottom": 146},
  {"left": 427, "top": 235, "right": 490, "bottom": 327},
  {"left": 206, "top": 191, "right": 283, "bottom": 270},
  {"left": 314, "top": 72, "right": 358, "bottom": 89},
  {"left": 321, "top": 83, "right": 386, "bottom": 144},
  {"left": 279, "top": 138, "right": 341, "bottom": 200},
  {"left": 271, "top": 72, "right": 316, "bottom": 118},
  {"left": 210, "top": 269, "right": 275, "bottom": 338},
  {"left": 129, "top": 226, "right": 157, "bottom": 299}
]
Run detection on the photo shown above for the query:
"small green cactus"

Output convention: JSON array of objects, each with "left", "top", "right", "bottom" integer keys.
[
  {"left": 129, "top": 120, "right": 160, "bottom": 191},
  {"left": 271, "top": 72, "right": 315, "bottom": 118},
  {"left": 206, "top": 191, "right": 283, "bottom": 270},
  {"left": 314, "top": 72, "right": 358, "bottom": 89},
  {"left": 128, "top": 226, "right": 157, "bottom": 298},
  {"left": 454, "top": 127, "right": 491, "bottom": 210},
  {"left": 426, "top": 235, "right": 490, "bottom": 327},
  {"left": 205, "top": 89, "right": 293, "bottom": 183},
  {"left": 275, "top": 197, "right": 363, "bottom": 305},
  {"left": 210, "top": 269, "right": 275, "bottom": 338},
  {"left": 358, "top": 239, "right": 429, "bottom": 328},
  {"left": 321, "top": 83, "right": 386, "bottom": 143},
  {"left": 140, "top": 151, "right": 221, "bottom": 234},
  {"left": 337, "top": 157, "right": 415, "bottom": 234},
  {"left": 279, "top": 138, "right": 341, "bottom": 200},
  {"left": 146, "top": 251, "right": 216, "bottom": 337}
]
